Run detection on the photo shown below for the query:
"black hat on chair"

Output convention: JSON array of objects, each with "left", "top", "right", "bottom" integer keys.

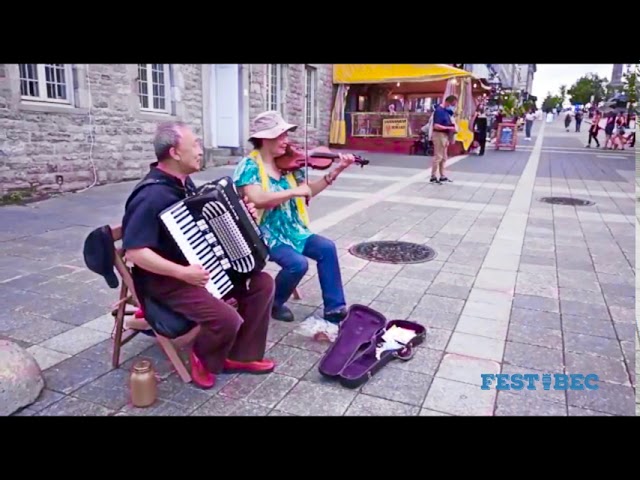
[{"left": 83, "top": 225, "right": 119, "bottom": 289}]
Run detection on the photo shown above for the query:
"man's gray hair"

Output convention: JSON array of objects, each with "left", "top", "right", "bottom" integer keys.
[{"left": 153, "top": 121, "right": 189, "bottom": 161}]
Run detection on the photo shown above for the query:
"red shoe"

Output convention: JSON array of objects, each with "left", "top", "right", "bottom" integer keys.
[
  {"left": 223, "top": 358, "right": 275, "bottom": 374},
  {"left": 189, "top": 351, "right": 216, "bottom": 389}
]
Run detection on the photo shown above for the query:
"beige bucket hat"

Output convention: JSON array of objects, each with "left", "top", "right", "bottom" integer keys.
[{"left": 249, "top": 110, "right": 298, "bottom": 140}]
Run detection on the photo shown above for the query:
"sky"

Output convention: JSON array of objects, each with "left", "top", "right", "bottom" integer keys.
[{"left": 531, "top": 64, "right": 613, "bottom": 105}]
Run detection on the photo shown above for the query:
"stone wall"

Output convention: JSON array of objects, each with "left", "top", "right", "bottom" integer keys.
[
  {"left": 247, "top": 64, "right": 334, "bottom": 148},
  {"left": 0, "top": 64, "right": 203, "bottom": 196}
]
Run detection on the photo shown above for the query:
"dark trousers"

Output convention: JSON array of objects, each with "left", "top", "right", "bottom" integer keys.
[
  {"left": 575, "top": 119, "right": 582, "bottom": 132},
  {"left": 525, "top": 120, "right": 533, "bottom": 138},
  {"left": 145, "top": 272, "right": 274, "bottom": 373},
  {"left": 588, "top": 130, "right": 600, "bottom": 147},
  {"left": 270, "top": 234, "right": 346, "bottom": 313},
  {"left": 474, "top": 132, "right": 486, "bottom": 155},
  {"left": 477, "top": 138, "right": 486, "bottom": 155}
]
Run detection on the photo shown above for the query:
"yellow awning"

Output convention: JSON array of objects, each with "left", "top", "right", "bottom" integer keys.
[{"left": 333, "top": 64, "right": 472, "bottom": 84}]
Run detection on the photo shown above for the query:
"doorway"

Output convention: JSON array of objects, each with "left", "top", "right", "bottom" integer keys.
[{"left": 210, "top": 64, "right": 240, "bottom": 148}]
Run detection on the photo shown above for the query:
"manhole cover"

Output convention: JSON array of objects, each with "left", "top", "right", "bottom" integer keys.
[
  {"left": 348, "top": 241, "right": 437, "bottom": 264},
  {"left": 538, "top": 196, "right": 595, "bottom": 206}
]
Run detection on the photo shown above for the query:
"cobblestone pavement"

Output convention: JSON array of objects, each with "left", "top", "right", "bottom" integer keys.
[
  {"left": 2, "top": 117, "right": 636, "bottom": 416},
  {"left": 636, "top": 167, "right": 640, "bottom": 416}
]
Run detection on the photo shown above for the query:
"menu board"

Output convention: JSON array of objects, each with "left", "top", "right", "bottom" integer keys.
[
  {"left": 382, "top": 117, "right": 408, "bottom": 138},
  {"left": 499, "top": 126, "right": 513, "bottom": 145}
]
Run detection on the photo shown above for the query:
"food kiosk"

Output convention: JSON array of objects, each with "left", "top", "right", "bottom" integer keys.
[{"left": 329, "top": 64, "right": 490, "bottom": 156}]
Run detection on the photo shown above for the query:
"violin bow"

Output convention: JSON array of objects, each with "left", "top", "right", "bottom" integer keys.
[{"left": 303, "top": 73, "right": 310, "bottom": 206}]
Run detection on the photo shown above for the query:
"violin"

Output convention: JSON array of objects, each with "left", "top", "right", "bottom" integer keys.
[{"left": 275, "top": 145, "right": 369, "bottom": 173}]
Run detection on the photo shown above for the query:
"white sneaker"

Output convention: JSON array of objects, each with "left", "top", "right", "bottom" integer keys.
[{"left": 296, "top": 315, "right": 339, "bottom": 342}]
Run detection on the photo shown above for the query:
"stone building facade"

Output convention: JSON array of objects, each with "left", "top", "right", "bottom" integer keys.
[
  {"left": 246, "top": 64, "right": 334, "bottom": 148},
  {"left": 0, "top": 63, "right": 334, "bottom": 197},
  {"left": 202, "top": 64, "right": 334, "bottom": 165},
  {"left": 0, "top": 64, "right": 204, "bottom": 196}
]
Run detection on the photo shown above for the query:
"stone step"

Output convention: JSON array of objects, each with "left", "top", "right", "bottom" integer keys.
[
  {"left": 210, "top": 148, "right": 232, "bottom": 156},
  {"left": 205, "top": 155, "right": 241, "bottom": 168},
  {"left": 204, "top": 147, "right": 242, "bottom": 168}
]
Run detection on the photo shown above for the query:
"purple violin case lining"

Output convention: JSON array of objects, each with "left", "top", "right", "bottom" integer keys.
[{"left": 318, "top": 304, "right": 426, "bottom": 388}]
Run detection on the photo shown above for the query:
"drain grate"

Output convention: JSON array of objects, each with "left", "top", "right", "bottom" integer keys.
[
  {"left": 538, "top": 196, "right": 595, "bottom": 206},
  {"left": 349, "top": 241, "right": 437, "bottom": 264}
]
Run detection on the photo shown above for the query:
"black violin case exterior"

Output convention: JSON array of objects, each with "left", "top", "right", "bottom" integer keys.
[{"left": 318, "top": 304, "right": 426, "bottom": 389}]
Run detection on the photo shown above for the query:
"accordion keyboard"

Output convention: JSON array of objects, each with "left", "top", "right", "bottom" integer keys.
[{"left": 160, "top": 202, "right": 234, "bottom": 299}]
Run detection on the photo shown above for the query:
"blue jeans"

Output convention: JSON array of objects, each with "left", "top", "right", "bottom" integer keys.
[
  {"left": 525, "top": 120, "right": 533, "bottom": 138},
  {"left": 269, "top": 234, "right": 346, "bottom": 313}
]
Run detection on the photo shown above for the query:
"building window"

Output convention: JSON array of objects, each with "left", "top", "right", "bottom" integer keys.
[
  {"left": 138, "top": 64, "right": 171, "bottom": 113},
  {"left": 19, "top": 64, "right": 74, "bottom": 104},
  {"left": 305, "top": 65, "right": 318, "bottom": 127},
  {"left": 265, "top": 64, "right": 287, "bottom": 115}
]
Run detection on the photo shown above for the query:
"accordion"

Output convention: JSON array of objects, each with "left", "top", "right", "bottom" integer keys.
[{"left": 159, "top": 176, "right": 269, "bottom": 298}]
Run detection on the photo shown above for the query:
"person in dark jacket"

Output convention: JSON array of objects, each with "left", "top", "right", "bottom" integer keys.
[
  {"left": 574, "top": 110, "right": 583, "bottom": 132},
  {"left": 472, "top": 107, "right": 488, "bottom": 155}
]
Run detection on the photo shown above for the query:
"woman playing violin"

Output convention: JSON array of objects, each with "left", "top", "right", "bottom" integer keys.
[{"left": 233, "top": 110, "right": 356, "bottom": 324}]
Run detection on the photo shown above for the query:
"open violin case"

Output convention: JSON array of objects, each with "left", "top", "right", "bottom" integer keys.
[{"left": 318, "top": 304, "right": 426, "bottom": 389}]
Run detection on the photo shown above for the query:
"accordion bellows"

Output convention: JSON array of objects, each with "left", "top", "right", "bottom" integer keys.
[{"left": 159, "top": 176, "right": 269, "bottom": 298}]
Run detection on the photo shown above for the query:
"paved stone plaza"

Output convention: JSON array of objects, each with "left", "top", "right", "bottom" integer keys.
[{"left": 1, "top": 118, "right": 636, "bottom": 416}]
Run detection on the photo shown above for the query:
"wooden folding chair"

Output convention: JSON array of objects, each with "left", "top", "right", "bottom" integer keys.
[{"left": 109, "top": 225, "right": 199, "bottom": 383}]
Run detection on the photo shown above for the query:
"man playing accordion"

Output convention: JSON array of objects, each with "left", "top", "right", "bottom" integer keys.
[{"left": 121, "top": 121, "right": 275, "bottom": 389}]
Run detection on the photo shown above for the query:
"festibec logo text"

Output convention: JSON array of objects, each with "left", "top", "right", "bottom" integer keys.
[{"left": 480, "top": 373, "right": 599, "bottom": 391}]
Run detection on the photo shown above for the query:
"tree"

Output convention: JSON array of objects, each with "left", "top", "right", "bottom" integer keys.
[
  {"left": 559, "top": 85, "right": 567, "bottom": 103},
  {"left": 522, "top": 99, "right": 536, "bottom": 112},
  {"left": 622, "top": 64, "right": 639, "bottom": 106},
  {"left": 542, "top": 92, "right": 563, "bottom": 112},
  {"left": 567, "top": 73, "right": 608, "bottom": 105}
]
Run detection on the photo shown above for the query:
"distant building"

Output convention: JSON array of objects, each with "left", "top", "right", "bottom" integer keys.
[
  {"left": 609, "top": 64, "right": 624, "bottom": 89},
  {"left": 517, "top": 64, "right": 536, "bottom": 97}
]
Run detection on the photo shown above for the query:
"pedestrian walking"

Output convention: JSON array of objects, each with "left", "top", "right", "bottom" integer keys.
[
  {"left": 586, "top": 111, "right": 601, "bottom": 148},
  {"left": 524, "top": 110, "right": 535, "bottom": 140},
  {"left": 603, "top": 112, "right": 616, "bottom": 149},
  {"left": 490, "top": 109, "right": 504, "bottom": 143},
  {"left": 564, "top": 112, "right": 572, "bottom": 131},
  {"left": 472, "top": 107, "right": 488, "bottom": 155},
  {"left": 546, "top": 111, "right": 554, "bottom": 123},
  {"left": 574, "top": 110, "right": 583, "bottom": 132},
  {"left": 613, "top": 113, "right": 627, "bottom": 150}
]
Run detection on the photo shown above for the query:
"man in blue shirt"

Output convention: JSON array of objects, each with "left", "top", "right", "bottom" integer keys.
[{"left": 430, "top": 95, "right": 458, "bottom": 184}]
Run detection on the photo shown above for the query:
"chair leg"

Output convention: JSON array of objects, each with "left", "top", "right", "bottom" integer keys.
[
  {"left": 112, "top": 283, "right": 128, "bottom": 369},
  {"left": 156, "top": 336, "right": 192, "bottom": 383}
]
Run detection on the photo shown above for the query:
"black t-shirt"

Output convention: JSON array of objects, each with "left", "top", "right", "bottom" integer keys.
[{"left": 121, "top": 162, "right": 197, "bottom": 288}]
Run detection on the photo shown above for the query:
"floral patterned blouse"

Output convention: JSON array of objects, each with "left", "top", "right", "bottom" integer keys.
[{"left": 233, "top": 157, "right": 312, "bottom": 254}]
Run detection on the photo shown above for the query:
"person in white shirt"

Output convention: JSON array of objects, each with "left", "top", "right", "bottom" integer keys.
[
  {"left": 546, "top": 111, "right": 554, "bottom": 123},
  {"left": 524, "top": 110, "right": 535, "bottom": 140}
]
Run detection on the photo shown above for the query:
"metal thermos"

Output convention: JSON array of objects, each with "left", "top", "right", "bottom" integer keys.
[{"left": 130, "top": 360, "right": 157, "bottom": 408}]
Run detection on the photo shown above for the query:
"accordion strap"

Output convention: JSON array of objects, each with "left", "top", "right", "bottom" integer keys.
[{"left": 125, "top": 175, "right": 196, "bottom": 211}]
